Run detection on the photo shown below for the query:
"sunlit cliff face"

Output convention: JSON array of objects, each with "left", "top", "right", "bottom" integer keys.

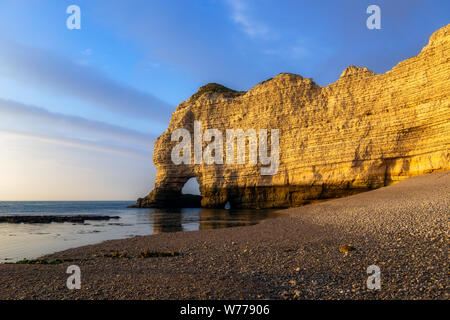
[
  {"left": 138, "top": 25, "right": 450, "bottom": 209},
  {"left": 0, "top": 1, "right": 448, "bottom": 201}
]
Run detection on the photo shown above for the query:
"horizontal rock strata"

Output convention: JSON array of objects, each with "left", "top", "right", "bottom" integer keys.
[{"left": 137, "top": 24, "right": 450, "bottom": 209}]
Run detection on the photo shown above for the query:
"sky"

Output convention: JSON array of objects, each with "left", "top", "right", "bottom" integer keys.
[{"left": 0, "top": 0, "right": 448, "bottom": 200}]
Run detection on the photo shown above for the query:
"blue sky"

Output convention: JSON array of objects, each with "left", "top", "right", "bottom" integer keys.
[{"left": 0, "top": 0, "right": 448, "bottom": 200}]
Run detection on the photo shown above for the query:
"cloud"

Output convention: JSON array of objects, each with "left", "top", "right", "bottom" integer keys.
[
  {"left": 81, "top": 48, "right": 93, "bottom": 56},
  {"left": 0, "top": 98, "right": 154, "bottom": 145},
  {"left": 0, "top": 98, "right": 155, "bottom": 157},
  {"left": 0, "top": 131, "right": 156, "bottom": 200},
  {"left": 0, "top": 129, "right": 149, "bottom": 159},
  {"left": 226, "top": 0, "right": 270, "bottom": 38},
  {"left": 0, "top": 37, "right": 172, "bottom": 122},
  {"left": 262, "top": 44, "right": 310, "bottom": 60}
]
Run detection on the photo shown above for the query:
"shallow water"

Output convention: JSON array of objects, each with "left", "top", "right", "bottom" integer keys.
[{"left": 0, "top": 201, "right": 280, "bottom": 262}]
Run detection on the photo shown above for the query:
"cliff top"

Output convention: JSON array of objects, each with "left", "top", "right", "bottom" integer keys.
[
  {"left": 423, "top": 23, "right": 449, "bottom": 51},
  {"left": 189, "top": 83, "right": 244, "bottom": 102},
  {"left": 339, "top": 66, "right": 376, "bottom": 78}
]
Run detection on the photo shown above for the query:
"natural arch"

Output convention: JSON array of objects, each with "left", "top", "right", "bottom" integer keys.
[{"left": 135, "top": 175, "right": 203, "bottom": 208}]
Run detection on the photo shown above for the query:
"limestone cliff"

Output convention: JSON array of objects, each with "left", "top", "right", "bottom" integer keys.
[{"left": 136, "top": 24, "right": 450, "bottom": 209}]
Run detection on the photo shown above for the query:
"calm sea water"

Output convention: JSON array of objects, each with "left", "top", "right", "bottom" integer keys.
[{"left": 0, "top": 201, "right": 280, "bottom": 263}]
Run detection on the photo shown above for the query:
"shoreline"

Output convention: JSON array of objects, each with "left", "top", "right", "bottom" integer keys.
[{"left": 0, "top": 171, "right": 448, "bottom": 300}]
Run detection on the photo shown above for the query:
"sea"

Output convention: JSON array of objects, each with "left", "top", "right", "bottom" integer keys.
[{"left": 0, "top": 201, "right": 280, "bottom": 263}]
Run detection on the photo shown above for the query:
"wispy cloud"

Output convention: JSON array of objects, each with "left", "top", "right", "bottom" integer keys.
[
  {"left": 226, "top": 0, "right": 270, "bottom": 39},
  {"left": 262, "top": 41, "right": 311, "bottom": 60},
  {"left": 0, "top": 98, "right": 154, "bottom": 145},
  {"left": 0, "top": 37, "right": 172, "bottom": 122},
  {"left": 0, "top": 129, "right": 148, "bottom": 159},
  {"left": 81, "top": 48, "right": 93, "bottom": 56},
  {"left": 76, "top": 48, "right": 93, "bottom": 66},
  {"left": 0, "top": 98, "right": 155, "bottom": 157}
]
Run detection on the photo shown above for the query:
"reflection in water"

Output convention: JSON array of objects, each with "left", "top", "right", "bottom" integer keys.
[
  {"left": 152, "top": 209, "right": 183, "bottom": 234},
  {"left": 0, "top": 201, "right": 281, "bottom": 262},
  {"left": 151, "top": 208, "right": 280, "bottom": 233},
  {"left": 199, "top": 208, "right": 280, "bottom": 230}
]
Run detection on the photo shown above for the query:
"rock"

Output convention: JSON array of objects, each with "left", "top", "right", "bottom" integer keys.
[
  {"left": 136, "top": 24, "right": 450, "bottom": 209},
  {"left": 0, "top": 215, "right": 120, "bottom": 224},
  {"left": 137, "top": 250, "right": 180, "bottom": 258},
  {"left": 338, "top": 245, "right": 356, "bottom": 255},
  {"left": 132, "top": 194, "right": 202, "bottom": 208}
]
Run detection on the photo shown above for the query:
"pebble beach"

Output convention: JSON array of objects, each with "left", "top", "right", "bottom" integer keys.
[{"left": 0, "top": 171, "right": 448, "bottom": 300}]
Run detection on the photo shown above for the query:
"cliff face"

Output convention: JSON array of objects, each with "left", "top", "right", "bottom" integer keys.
[{"left": 137, "top": 24, "right": 450, "bottom": 209}]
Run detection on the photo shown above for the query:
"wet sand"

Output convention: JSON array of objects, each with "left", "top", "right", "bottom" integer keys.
[{"left": 0, "top": 171, "right": 448, "bottom": 300}]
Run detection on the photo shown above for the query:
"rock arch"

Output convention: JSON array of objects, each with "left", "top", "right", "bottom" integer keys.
[{"left": 135, "top": 25, "right": 450, "bottom": 209}]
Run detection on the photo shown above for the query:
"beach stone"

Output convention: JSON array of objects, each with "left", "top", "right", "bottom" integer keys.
[{"left": 338, "top": 245, "right": 356, "bottom": 255}]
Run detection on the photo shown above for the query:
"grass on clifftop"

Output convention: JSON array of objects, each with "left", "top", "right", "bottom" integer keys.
[{"left": 190, "top": 83, "right": 244, "bottom": 101}]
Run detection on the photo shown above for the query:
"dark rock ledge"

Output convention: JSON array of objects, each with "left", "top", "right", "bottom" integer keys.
[{"left": 0, "top": 215, "right": 120, "bottom": 224}]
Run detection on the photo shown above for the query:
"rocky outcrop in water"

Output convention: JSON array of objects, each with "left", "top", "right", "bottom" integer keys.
[
  {"left": 0, "top": 215, "right": 120, "bottom": 224},
  {"left": 137, "top": 24, "right": 450, "bottom": 209}
]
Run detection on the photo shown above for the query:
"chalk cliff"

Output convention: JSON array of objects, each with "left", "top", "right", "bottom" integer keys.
[{"left": 136, "top": 24, "right": 450, "bottom": 209}]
